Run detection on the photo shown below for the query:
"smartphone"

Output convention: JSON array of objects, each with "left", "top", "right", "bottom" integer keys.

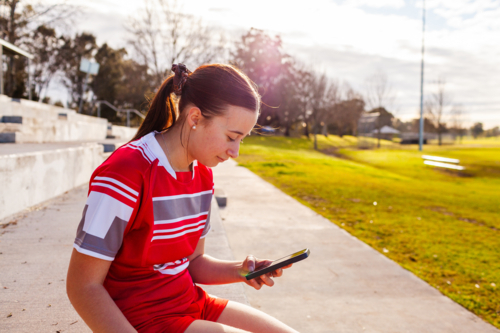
[{"left": 245, "top": 248, "right": 310, "bottom": 280}]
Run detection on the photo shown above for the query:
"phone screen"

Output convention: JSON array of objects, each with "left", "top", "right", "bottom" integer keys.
[
  {"left": 245, "top": 248, "right": 310, "bottom": 280},
  {"left": 270, "top": 249, "right": 308, "bottom": 266}
]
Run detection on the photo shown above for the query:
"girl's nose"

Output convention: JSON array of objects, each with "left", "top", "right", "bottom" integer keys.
[{"left": 227, "top": 147, "right": 239, "bottom": 159}]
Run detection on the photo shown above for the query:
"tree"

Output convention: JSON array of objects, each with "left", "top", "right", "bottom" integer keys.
[
  {"left": 331, "top": 86, "right": 365, "bottom": 138},
  {"left": 231, "top": 28, "right": 295, "bottom": 130},
  {"left": 426, "top": 78, "right": 450, "bottom": 145},
  {"left": 127, "top": 0, "right": 226, "bottom": 87},
  {"left": 91, "top": 43, "right": 153, "bottom": 125},
  {"left": 26, "top": 24, "right": 62, "bottom": 101},
  {"left": 0, "top": 0, "right": 76, "bottom": 98},
  {"left": 484, "top": 126, "right": 499, "bottom": 138},
  {"left": 366, "top": 107, "right": 394, "bottom": 147},
  {"left": 365, "top": 69, "right": 396, "bottom": 111},
  {"left": 450, "top": 104, "right": 466, "bottom": 142},
  {"left": 470, "top": 122, "right": 483, "bottom": 139},
  {"left": 57, "top": 32, "right": 97, "bottom": 109}
]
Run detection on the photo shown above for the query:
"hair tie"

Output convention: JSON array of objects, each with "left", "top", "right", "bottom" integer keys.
[{"left": 171, "top": 63, "right": 191, "bottom": 96}]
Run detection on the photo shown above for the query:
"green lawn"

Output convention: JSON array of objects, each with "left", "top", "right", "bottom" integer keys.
[{"left": 236, "top": 135, "right": 500, "bottom": 328}]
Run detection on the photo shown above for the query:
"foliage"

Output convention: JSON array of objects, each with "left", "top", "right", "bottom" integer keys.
[
  {"left": 236, "top": 135, "right": 500, "bottom": 329},
  {"left": 0, "top": 0, "right": 76, "bottom": 98},
  {"left": 471, "top": 122, "right": 484, "bottom": 139}
]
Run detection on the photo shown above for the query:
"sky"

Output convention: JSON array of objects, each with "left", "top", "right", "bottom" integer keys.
[{"left": 46, "top": 0, "right": 500, "bottom": 128}]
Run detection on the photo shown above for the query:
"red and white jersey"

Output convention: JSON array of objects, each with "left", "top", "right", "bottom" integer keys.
[{"left": 73, "top": 131, "right": 214, "bottom": 328}]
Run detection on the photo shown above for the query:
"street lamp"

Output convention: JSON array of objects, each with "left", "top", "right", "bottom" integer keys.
[{"left": 418, "top": 0, "right": 426, "bottom": 151}]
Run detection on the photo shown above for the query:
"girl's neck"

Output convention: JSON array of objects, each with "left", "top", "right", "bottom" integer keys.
[{"left": 157, "top": 126, "right": 193, "bottom": 172}]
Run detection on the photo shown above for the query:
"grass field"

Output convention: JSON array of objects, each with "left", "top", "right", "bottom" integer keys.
[{"left": 236, "top": 135, "right": 500, "bottom": 329}]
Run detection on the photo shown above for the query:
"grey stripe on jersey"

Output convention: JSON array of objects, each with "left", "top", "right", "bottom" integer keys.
[
  {"left": 153, "top": 192, "right": 212, "bottom": 237},
  {"left": 74, "top": 205, "right": 128, "bottom": 258},
  {"left": 153, "top": 192, "right": 212, "bottom": 221}
]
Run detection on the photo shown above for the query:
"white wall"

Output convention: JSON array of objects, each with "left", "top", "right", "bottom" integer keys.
[{"left": 0, "top": 144, "right": 108, "bottom": 220}]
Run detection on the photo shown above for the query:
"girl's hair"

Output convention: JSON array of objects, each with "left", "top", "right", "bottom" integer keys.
[{"left": 131, "top": 64, "right": 260, "bottom": 141}]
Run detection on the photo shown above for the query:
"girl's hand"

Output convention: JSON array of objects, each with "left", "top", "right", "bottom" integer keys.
[{"left": 239, "top": 255, "right": 293, "bottom": 290}]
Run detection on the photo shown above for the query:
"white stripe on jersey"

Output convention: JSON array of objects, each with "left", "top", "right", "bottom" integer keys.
[
  {"left": 155, "top": 261, "right": 189, "bottom": 275},
  {"left": 154, "top": 211, "right": 208, "bottom": 225},
  {"left": 151, "top": 225, "right": 206, "bottom": 241},
  {"left": 73, "top": 243, "right": 115, "bottom": 261},
  {"left": 94, "top": 176, "right": 139, "bottom": 196},
  {"left": 124, "top": 144, "right": 153, "bottom": 163},
  {"left": 91, "top": 182, "right": 138, "bottom": 202},
  {"left": 133, "top": 138, "right": 157, "bottom": 163},
  {"left": 152, "top": 190, "right": 212, "bottom": 201},
  {"left": 153, "top": 219, "right": 206, "bottom": 234},
  {"left": 83, "top": 191, "right": 134, "bottom": 238}
]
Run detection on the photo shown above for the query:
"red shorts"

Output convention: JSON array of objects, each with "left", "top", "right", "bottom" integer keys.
[{"left": 139, "top": 285, "right": 229, "bottom": 333}]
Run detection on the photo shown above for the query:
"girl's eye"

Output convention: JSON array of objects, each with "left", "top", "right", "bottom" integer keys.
[{"left": 228, "top": 136, "right": 236, "bottom": 142}]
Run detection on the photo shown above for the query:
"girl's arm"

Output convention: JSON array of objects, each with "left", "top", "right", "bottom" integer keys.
[
  {"left": 187, "top": 238, "right": 291, "bottom": 290},
  {"left": 66, "top": 249, "right": 137, "bottom": 333}
]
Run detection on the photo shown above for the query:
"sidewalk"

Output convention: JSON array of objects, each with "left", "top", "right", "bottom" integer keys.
[{"left": 212, "top": 159, "right": 499, "bottom": 333}]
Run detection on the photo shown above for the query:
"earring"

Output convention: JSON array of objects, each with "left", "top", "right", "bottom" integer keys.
[{"left": 192, "top": 125, "right": 196, "bottom": 130}]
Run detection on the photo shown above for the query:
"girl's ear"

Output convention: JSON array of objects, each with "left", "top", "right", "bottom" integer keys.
[{"left": 186, "top": 106, "right": 202, "bottom": 128}]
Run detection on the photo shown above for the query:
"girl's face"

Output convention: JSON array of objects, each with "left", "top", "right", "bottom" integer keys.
[{"left": 188, "top": 105, "right": 258, "bottom": 167}]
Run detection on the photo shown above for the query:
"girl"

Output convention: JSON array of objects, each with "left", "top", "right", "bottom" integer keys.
[{"left": 66, "top": 63, "right": 298, "bottom": 333}]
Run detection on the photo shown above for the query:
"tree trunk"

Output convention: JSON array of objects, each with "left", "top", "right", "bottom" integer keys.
[
  {"left": 313, "top": 122, "right": 318, "bottom": 150},
  {"left": 304, "top": 122, "right": 309, "bottom": 138},
  {"left": 284, "top": 123, "right": 290, "bottom": 137}
]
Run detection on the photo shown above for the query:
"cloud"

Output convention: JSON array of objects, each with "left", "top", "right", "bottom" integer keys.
[
  {"left": 343, "top": 0, "right": 405, "bottom": 9},
  {"left": 40, "top": 0, "right": 500, "bottom": 127}
]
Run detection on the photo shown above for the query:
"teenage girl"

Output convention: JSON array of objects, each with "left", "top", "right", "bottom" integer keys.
[{"left": 66, "top": 63, "right": 298, "bottom": 333}]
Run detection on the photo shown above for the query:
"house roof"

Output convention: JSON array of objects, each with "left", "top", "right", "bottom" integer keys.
[{"left": 372, "top": 125, "right": 400, "bottom": 134}]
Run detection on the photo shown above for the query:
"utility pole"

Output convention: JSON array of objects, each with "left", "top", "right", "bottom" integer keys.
[{"left": 418, "top": 0, "right": 426, "bottom": 151}]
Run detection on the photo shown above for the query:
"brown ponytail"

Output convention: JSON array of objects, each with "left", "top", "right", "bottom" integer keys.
[
  {"left": 132, "top": 75, "right": 177, "bottom": 141},
  {"left": 131, "top": 64, "right": 260, "bottom": 142}
]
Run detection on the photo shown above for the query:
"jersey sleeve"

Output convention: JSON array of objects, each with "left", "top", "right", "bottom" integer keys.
[{"left": 73, "top": 162, "right": 144, "bottom": 261}]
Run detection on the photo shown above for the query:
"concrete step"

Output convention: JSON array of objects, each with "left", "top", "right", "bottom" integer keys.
[{"left": 0, "top": 140, "right": 126, "bottom": 220}]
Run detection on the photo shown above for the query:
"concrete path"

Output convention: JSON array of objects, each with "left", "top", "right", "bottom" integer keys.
[
  {"left": 212, "top": 159, "right": 499, "bottom": 333},
  {"left": 0, "top": 185, "right": 246, "bottom": 332}
]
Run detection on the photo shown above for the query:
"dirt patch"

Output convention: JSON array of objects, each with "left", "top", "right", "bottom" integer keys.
[
  {"left": 319, "top": 147, "right": 352, "bottom": 160},
  {"left": 427, "top": 206, "right": 498, "bottom": 231},
  {"left": 1, "top": 220, "right": 17, "bottom": 229}
]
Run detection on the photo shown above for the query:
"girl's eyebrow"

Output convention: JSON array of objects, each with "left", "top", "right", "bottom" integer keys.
[{"left": 229, "top": 130, "right": 251, "bottom": 137}]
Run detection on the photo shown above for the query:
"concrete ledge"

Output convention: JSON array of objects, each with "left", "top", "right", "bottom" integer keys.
[
  {"left": 0, "top": 95, "right": 107, "bottom": 143},
  {"left": 0, "top": 144, "right": 109, "bottom": 220},
  {"left": 108, "top": 125, "right": 138, "bottom": 140}
]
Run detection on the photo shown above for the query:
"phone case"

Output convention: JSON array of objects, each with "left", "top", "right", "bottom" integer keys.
[{"left": 245, "top": 248, "right": 310, "bottom": 280}]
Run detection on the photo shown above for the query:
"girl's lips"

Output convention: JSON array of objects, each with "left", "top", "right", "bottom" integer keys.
[{"left": 217, "top": 156, "right": 226, "bottom": 162}]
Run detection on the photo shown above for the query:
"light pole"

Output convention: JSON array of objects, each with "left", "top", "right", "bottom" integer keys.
[{"left": 418, "top": 0, "right": 426, "bottom": 151}]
